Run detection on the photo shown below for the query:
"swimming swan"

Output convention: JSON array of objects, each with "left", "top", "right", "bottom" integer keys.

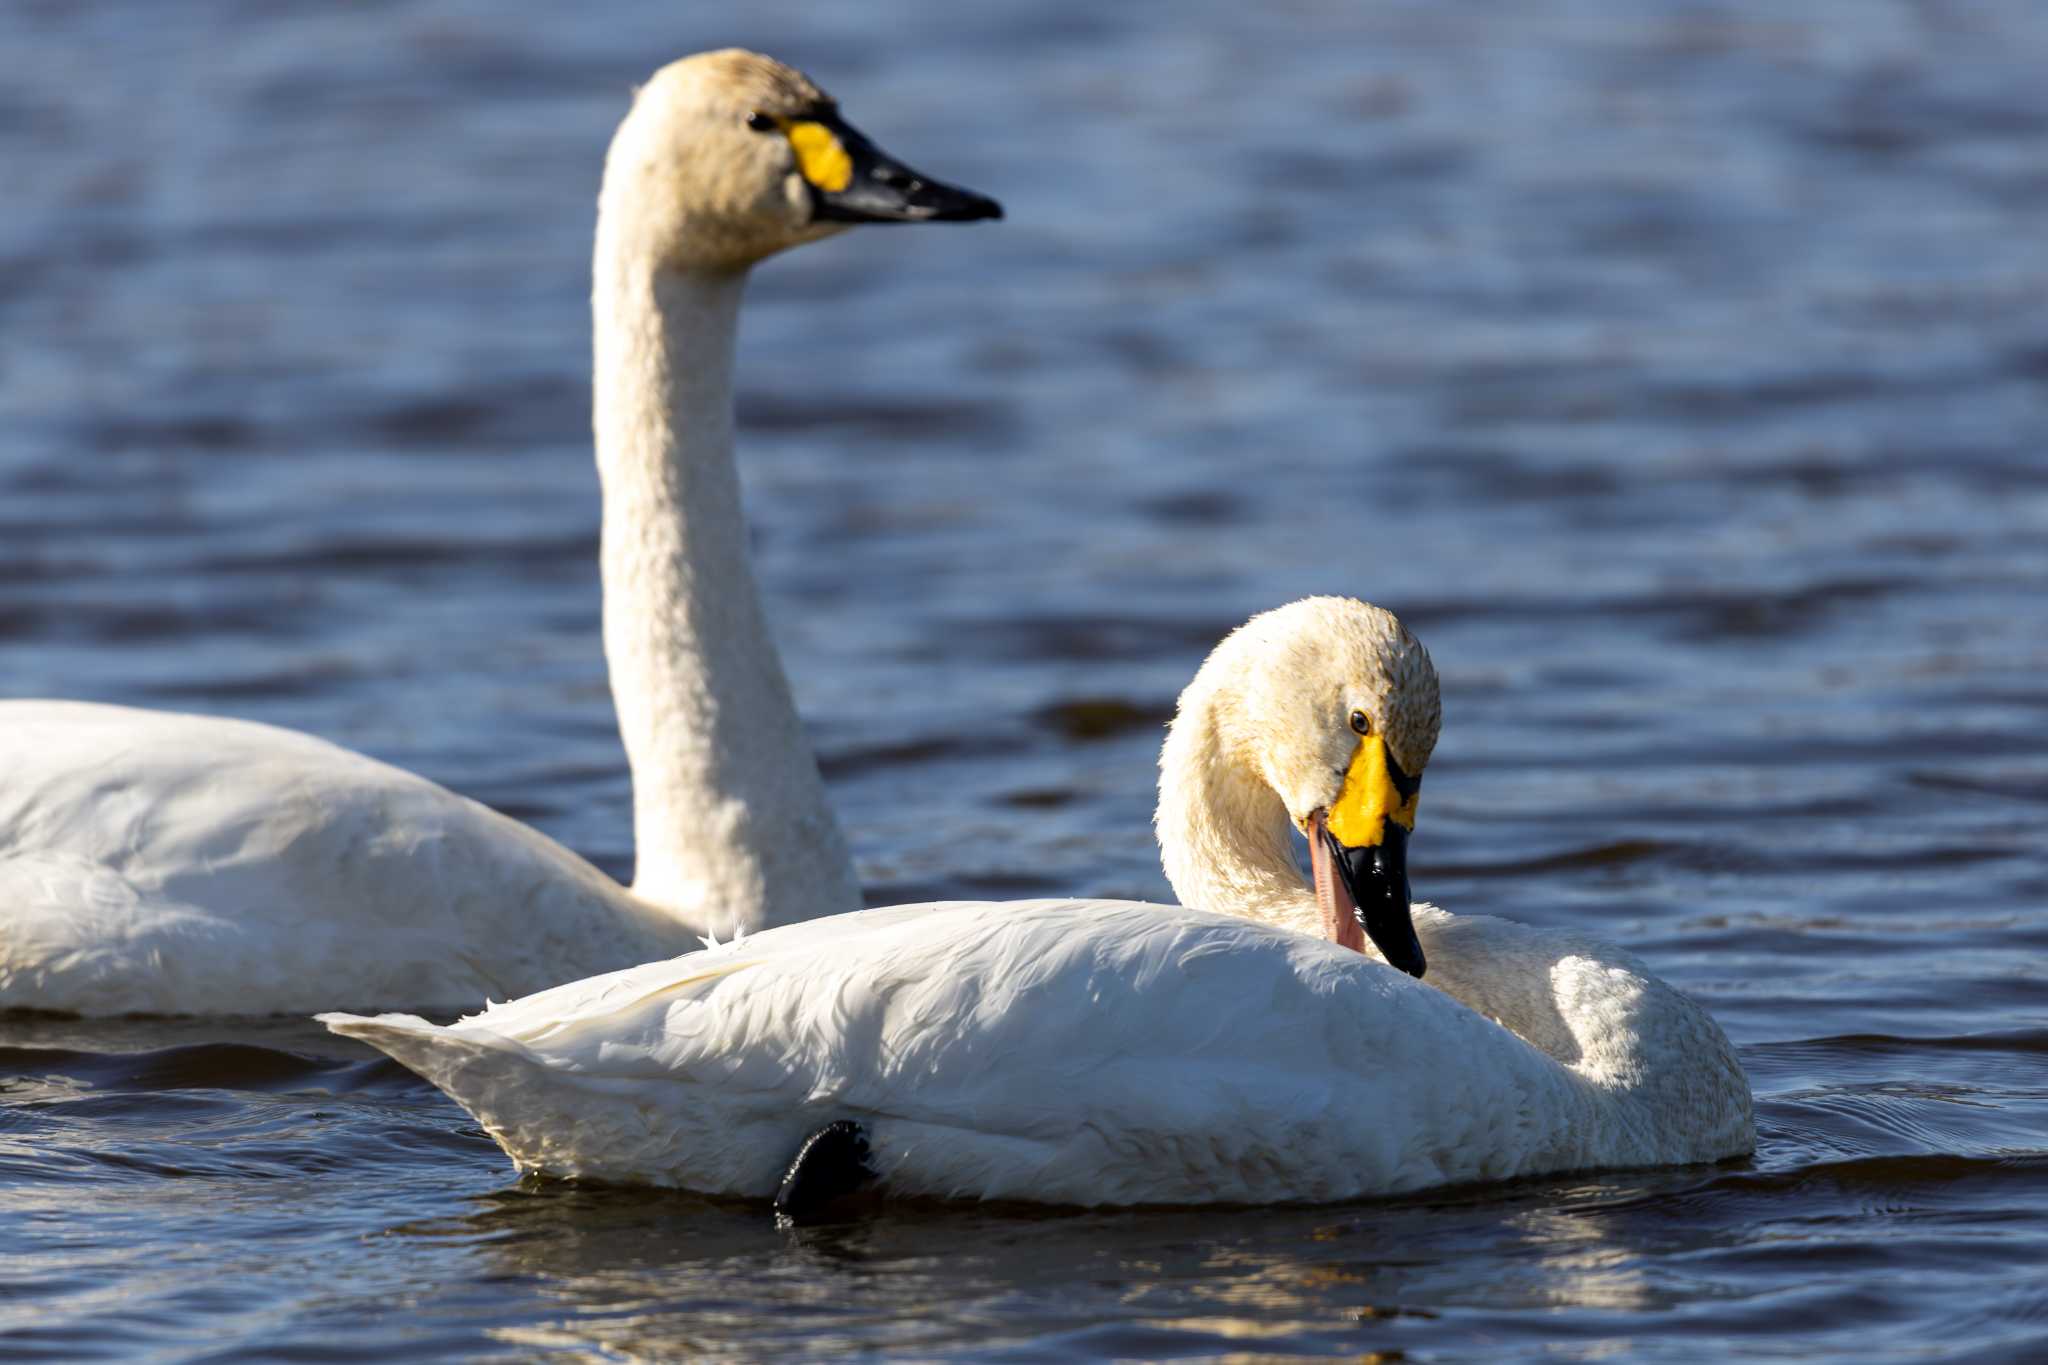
[
  {"left": 0, "top": 52, "right": 1000, "bottom": 1016},
  {"left": 324, "top": 599, "right": 1754, "bottom": 1208}
]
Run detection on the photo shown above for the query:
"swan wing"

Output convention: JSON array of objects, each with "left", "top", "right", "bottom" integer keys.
[
  {"left": 0, "top": 701, "right": 674, "bottom": 1014},
  {"left": 324, "top": 899, "right": 1606, "bottom": 1205}
]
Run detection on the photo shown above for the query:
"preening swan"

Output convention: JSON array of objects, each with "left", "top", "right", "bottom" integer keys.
[
  {"left": 0, "top": 52, "right": 1000, "bottom": 1016},
  {"left": 325, "top": 598, "right": 1754, "bottom": 1209}
]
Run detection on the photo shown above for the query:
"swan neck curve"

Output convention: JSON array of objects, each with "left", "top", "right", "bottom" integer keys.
[
  {"left": 1155, "top": 675, "right": 1319, "bottom": 936},
  {"left": 591, "top": 232, "right": 859, "bottom": 935}
]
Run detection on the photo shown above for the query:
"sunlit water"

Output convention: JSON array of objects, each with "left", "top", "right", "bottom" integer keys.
[{"left": 4, "top": 0, "right": 2047, "bottom": 1358}]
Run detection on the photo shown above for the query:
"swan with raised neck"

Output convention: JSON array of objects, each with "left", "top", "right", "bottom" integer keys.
[
  {"left": 593, "top": 51, "right": 996, "bottom": 923},
  {"left": 0, "top": 51, "right": 1001, "bottom": 1015},
  {"left": 326, "top": 597, "right": 1754, "bottom": 1205}
]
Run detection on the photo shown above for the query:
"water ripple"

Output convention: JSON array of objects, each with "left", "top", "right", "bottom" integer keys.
[{"left": 5, "top": 0, "right": 2048, "bottom": 1357}]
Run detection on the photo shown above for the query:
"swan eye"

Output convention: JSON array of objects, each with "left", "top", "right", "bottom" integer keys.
[
  {"left": 1349, "top": 710, "right": 1372, "bottom": 737},
  {"left": 745, "top": 111, "right": 779, "bottom": 133}
]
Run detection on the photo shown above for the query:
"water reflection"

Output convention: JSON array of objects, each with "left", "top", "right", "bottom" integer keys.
[{"left": 396, "top": 1172, "right": 1732, "bottom": 1356}]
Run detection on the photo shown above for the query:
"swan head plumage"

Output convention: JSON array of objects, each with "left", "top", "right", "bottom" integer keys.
[
  {"left": 1160, "top": 596, "right": 1441, "bottom": 974},
  {"left": 603, "top": 50, "right": 1001, "bottom": 273},
  {"left": 1198, "top": 598, "right": 1439, "bottom": 827}
]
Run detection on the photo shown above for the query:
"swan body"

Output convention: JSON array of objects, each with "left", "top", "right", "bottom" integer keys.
[
  {"left": 327, "top": 599, "right": 1754, "bottom": 1205},
  {"left": 326, "top": 900, "right": 1749, "bottom": 1204},
  {"left": 0, "top": 704, "right": 673, "bottom": 1014},
  {"left": 0, "top": 52, "right": 998, "bottom": 1016}
]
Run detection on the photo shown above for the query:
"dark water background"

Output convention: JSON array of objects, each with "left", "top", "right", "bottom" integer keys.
[{"left": 5, "top": 0, "right": 2047, "bottom": 1358}]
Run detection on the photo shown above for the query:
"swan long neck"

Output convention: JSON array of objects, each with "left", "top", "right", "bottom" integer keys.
[
  {"left": 591, "top": 231, "right": 859, "bottom": 934},
  {"left": 1155, "top": 675, "right": 1319, "bottom": 935}
]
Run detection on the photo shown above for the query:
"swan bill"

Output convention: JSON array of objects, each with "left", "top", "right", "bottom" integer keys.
[
  {"left": 798, "top": 113, "right": 1003, "bottom": 223},
  {"left": 1324, "top": 733, "right": 1420, "bottom": 849},
  {"left": 1310, "top": 732, "right": 1426, "bottom": 975},
  {"left": 1311, "top": 811, "right": 1426, "bottom": 979}
]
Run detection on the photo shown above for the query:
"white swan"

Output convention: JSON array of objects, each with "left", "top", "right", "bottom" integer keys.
[
  {"left": 0, "top": 51, "right": 1001, "bottom": 1016},
  {"left": 324, "top": 598, "right": 1754, "bottom": 1208}
]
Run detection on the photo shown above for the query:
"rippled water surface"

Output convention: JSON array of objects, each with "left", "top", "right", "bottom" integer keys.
[{"left": 5, "top": 0, "right": 2048, "bottom": 1358}]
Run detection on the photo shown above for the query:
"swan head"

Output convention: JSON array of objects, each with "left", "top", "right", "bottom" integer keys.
[
  {"left": 604, "top": 50, "right": 1002, "bottom": 273},
  {"left": 1166, "top": 597, "right": 1441, "bottom": 975}
]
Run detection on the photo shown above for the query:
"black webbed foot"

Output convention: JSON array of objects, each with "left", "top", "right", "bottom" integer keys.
[{"left": 774, "top": 1119, "right": 878, "bottom": 1225}]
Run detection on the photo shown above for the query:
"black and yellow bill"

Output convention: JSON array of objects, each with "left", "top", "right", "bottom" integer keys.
[
  {"left": 1318, "top": 734, "right": 1426, "bottom": 978},
  {"left": 773, "top": 111, "right": 1002, "bottom": 223}
]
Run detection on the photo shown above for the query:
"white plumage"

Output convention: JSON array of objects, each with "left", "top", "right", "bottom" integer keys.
[
  {"left": 0, "top": 704, "right": 673, "bottom": 1014},
  {"left": 326, "top": 599, "right": 1754, "bottom": 1205},
  {"left": 0, "top": 51, "right": 1000, "bottom": 1014}
]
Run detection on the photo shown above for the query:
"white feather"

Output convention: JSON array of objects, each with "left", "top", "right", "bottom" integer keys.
[
  {"left": 323, "top": 899, "right": 1751, "bottom": 1205},
  {"left": 323, "top": 598, "right": 1754, "bottom": 1205}
]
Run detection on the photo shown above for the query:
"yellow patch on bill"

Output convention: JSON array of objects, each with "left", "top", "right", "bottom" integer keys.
[
  {"left": 1325, "top": 734, "right": 1419, "bottom": 848},
  {"left": 786, "top": 120, "right": 853, "bottom": 193}
]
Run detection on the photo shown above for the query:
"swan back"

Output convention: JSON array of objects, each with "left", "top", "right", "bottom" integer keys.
[
  {"left": 1411, "top": 906, "right": 1754, "bottom": 1167},
  {"left": 324, "top": 899, "right": 1750, "bottom": 1205},
  {"left": 0, "top": 702, "right": 674, "bottom": 1013}
]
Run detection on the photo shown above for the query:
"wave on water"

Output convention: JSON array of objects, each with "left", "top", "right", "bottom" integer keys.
[{"left": 0, "top": 1039, "right": 422, "bottom": 1097}]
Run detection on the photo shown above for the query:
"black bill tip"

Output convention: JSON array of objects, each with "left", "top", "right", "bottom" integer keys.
[
  {"left": 923, "top": 187, "right": 1003, "bottom": 222},
  {"left": 1323, "top": 822, "right": 1426, "bottom": 979},
  {"left": 884, "top": 180, "right": 1001, "bottom": 222}
]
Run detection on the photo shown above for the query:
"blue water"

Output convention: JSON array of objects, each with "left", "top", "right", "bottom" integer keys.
[{"left": 4, "top": 0, "right": 2047, "bottom": 1358}]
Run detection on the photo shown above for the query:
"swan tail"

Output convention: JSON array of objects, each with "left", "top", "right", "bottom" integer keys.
[
  {"left": 318, "top": 1011, "right": 575, "bottom": 1175},
  {"left": 319, "top": 1011, "right": 503, "bottom": 1091},
  {"left": 318, "top": 1011, "right": 781, "bottom": 1192}
]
